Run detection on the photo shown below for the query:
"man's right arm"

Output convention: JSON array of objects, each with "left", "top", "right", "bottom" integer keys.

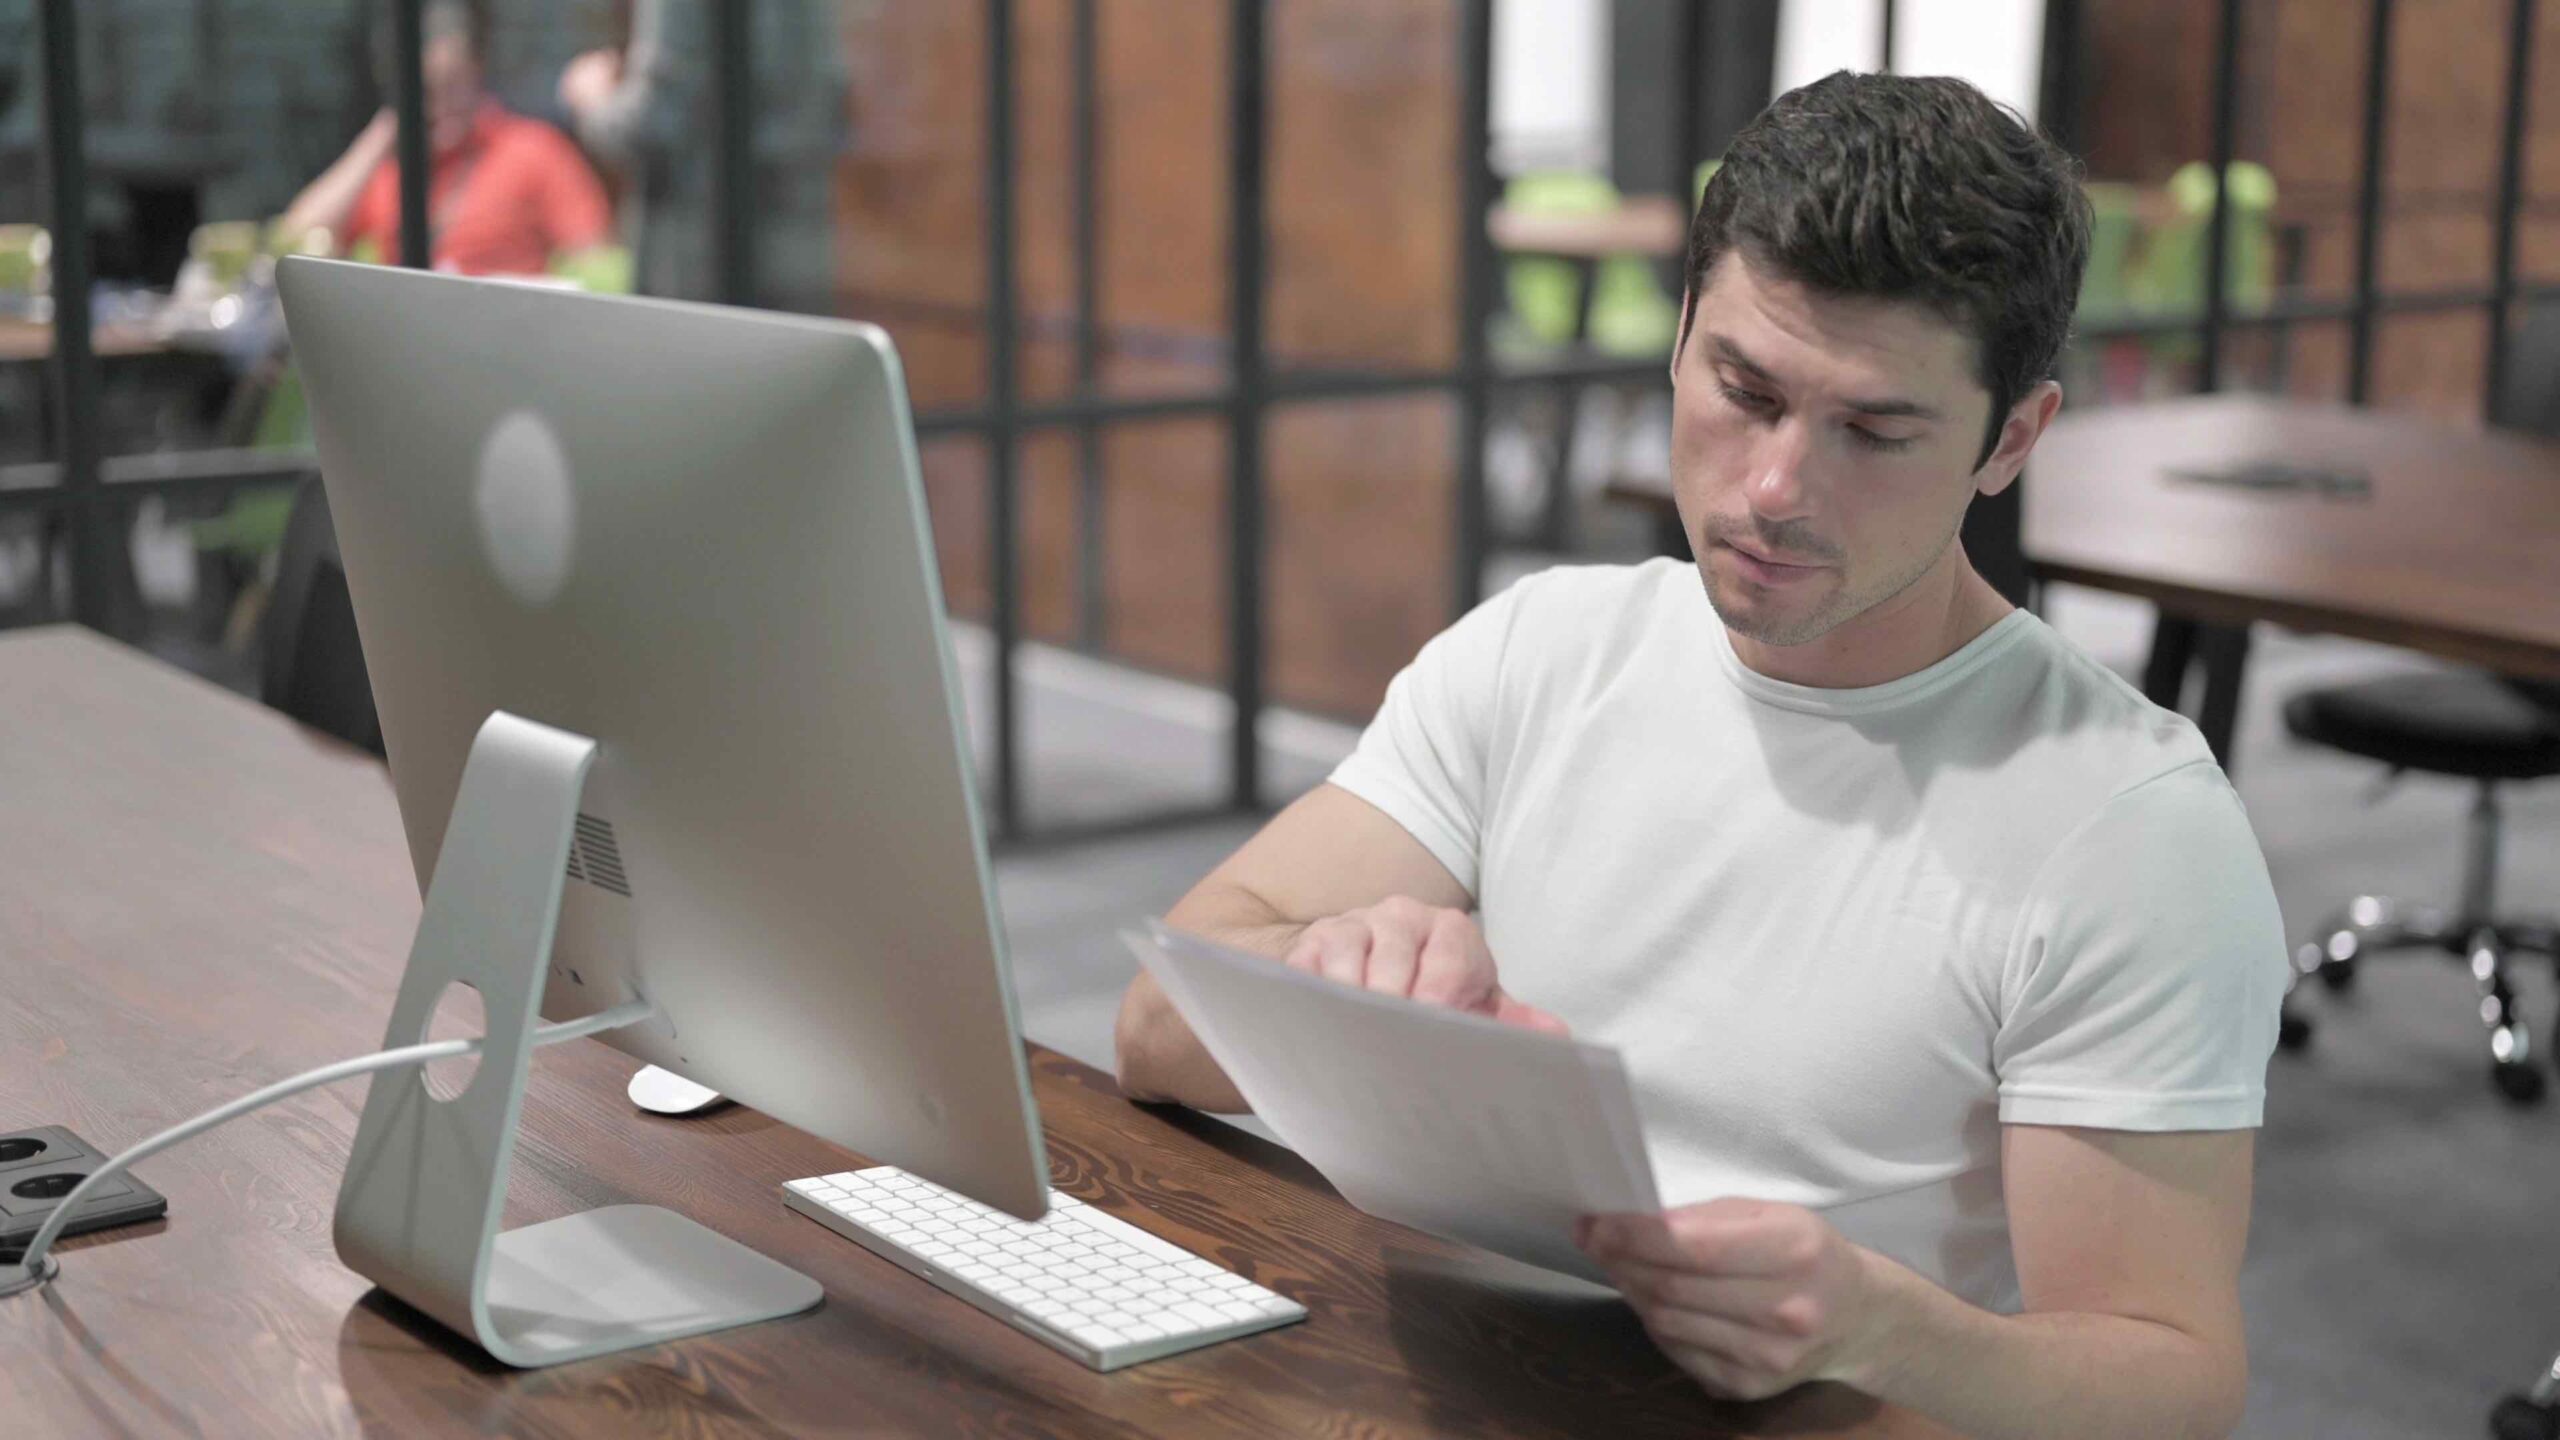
[
  {"left": 278, "top": 110, "right": 399, "bottom": 256},
  {"left": 1112, "top": 782, "right": 1475, "bottom": 1112}
]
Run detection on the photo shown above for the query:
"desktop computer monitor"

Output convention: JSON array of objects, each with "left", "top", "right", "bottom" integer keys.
[{"left": 276, "top": 258, "right": 1048, "bottom": 1229}]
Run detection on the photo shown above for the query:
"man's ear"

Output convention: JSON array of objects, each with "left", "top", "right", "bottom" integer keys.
[
  {"left": 1669, "top": 290, "right": 1694, "bottom": 383},
  {"left": 1975, "top": 380, "right": 2064, "bottom": 498}
]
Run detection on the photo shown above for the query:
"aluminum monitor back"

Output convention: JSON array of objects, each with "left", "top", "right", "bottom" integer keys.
[{"left": 278, "top": 257, "right": 1047, "bottom": 1218}]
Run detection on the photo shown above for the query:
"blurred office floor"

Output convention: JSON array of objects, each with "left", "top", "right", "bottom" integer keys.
[{"left": 973, "top": 574, "right": 2560, "bottom": 1440}]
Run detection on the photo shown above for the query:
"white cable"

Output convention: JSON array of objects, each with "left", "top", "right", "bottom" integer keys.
[{"left": 3, "top": 999, "right": 654, "bottom": 1293}]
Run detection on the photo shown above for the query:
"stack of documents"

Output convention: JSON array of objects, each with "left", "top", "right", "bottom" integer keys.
[{"left": 1123, "top": 920, "right": 1660, "bottom": 1283}]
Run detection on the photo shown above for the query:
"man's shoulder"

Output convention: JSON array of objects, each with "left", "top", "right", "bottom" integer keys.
[{"left": 1984, "top": 615, "right": 2232, "bottom": 828}]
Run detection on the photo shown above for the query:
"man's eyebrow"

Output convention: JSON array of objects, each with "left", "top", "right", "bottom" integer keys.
[
  {"left": 1841, "top": 396, "right": 1943, "bottom": 422},
  {"left": 1707, "top": 335, "right": 1775, "bottom": 382},
  {"left": 1706, "top": 333, "right": 1945, "bottom": 423}
]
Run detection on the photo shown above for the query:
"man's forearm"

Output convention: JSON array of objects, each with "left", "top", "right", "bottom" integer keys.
[
  {"left": 1112, "top": 891, "right": 1306, "bottom": 1112},
  {"left": 1840, "top": 1249, "right": 2244, "bottom": 1440}
]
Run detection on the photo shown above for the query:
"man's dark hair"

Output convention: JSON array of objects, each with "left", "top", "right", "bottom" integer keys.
[{"left": 1680, "top": 71, "right": 2092, "bottom": 470}]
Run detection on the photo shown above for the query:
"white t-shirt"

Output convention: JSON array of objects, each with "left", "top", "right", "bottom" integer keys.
[{"left": 1327, "top": 558, "right": 2288, "bottom": 1314}]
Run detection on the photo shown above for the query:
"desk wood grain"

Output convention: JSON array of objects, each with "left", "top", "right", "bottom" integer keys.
[
  {"left": 2023, "top": 395, "right": 2560, "bottom": 678},
  {"left": 0, "top": 627, "right": 1951, "bottom": 1438}
]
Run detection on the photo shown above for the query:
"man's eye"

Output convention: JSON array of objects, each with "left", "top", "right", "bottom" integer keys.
[
  {"left": 1849, "top": 427, "right": 1916, "bottom": 454},
  {"left": 1716, "top": 382, "right": 1776, "bottom": 415}
]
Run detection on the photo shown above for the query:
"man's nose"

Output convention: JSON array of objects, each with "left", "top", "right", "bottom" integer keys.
[{"left": 1745, "top": 421, "right": 1818, "bottom": 523}]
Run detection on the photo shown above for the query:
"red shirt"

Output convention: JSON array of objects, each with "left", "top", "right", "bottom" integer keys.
[{"left": 345, "top": 102, "right": 611, "bottom": 275}]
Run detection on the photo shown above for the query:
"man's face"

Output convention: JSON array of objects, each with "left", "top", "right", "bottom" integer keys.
[
  {"left": 424, "top": 33, "right": 484, "bottom": 155},
  {"left": 1669, "top": 251, "right": 2017, "bottom": 649}
]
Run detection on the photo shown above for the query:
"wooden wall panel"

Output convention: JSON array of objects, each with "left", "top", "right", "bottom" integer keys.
[
  {"left": 2077, "top": 0, "right": 2560, "bottom": 414},
  {"left": 2372, "top": 311, "right": 2494, "bottom": 421},
  {"left": 2078, "top": 0, "right": 2224, "bottom": 184},
  {"left": 1100, "top": 419, "right": 1229, "bottom": 683},
  {"left": 921, "top": 437, "right": 991, "bottom": 621},
  {"left": 834, "top": 3, "right": 988, "bottom": 410},
  {"left": 1095, "top": 0, "right": 1231, "bottom": 358},
  {"left": 1268, "top": 397, "right": 1455, "bottom": 719},
  {"left": 1268, "top": 0, "right": 1460, "bottom": 370}
]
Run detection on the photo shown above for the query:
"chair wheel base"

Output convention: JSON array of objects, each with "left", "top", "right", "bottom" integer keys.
[
  {"left": 2491, "top": 1394, "right": 2560, "bottom": 1440},
  {"left": 2493, "top": 1061, "right": 2547, "bottom": 1105}
]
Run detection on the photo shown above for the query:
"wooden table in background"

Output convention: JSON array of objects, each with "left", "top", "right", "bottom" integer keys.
[
  {"left": 0, "top": 627, "right": 1954, "bottom": 1438},
  {"left": 1486, "top": 194, "right": 1689, "bottom": 260},
  {"left": 0, "top": 316, "right": 171, "bottom": 363},
  {"left": 1607, "top": 395, "right": 2560, "bottom": 769},
  {"left": 2025, "top": 394, "right": 2560, "bottom": 765},
  {"left": 1487, "top": 194, "right": 1689, "bottom": 552}
]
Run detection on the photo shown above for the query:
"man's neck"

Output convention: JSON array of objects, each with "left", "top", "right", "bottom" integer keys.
[{"left": 1725, "top": 558, "right": 2015, "bottom": 690}]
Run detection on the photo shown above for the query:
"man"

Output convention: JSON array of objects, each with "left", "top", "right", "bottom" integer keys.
[
  {"left": 1116, "top": 73, "right": 2283, "bottom": 1440},
  {"left": 278, "top": 0, "right": 612, "bottom": 278}
]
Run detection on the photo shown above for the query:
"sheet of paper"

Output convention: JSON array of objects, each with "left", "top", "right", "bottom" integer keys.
[{"left": 1124, "top": 920, "right": 1660, "bottom": 1283}]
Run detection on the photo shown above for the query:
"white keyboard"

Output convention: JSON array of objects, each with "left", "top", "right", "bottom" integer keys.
[{"left": 782, "top": 1166, "right": 1307, "bottom": 1371}]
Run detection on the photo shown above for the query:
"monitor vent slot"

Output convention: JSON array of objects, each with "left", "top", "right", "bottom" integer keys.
[{"left": 565, "top": 813, "right": 631, "bottom": 897}]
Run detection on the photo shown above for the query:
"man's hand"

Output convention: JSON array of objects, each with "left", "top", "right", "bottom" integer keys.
[
  {"left": 557, "top": 49, "right": 623, "bottom": 123},
  {"left": 1281, "top": 896, "right": 1567, "bottom": 1034},
  {"left": 1576, "top": 1199, "right": 1881, "bottom": 1403}
]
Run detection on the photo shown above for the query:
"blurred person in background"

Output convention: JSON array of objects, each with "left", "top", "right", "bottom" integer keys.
[
  {"left": 279, "top": 0, "right": 611, "bottom": 277},
  {"left": 554, "top": 0, "right": 846, "bottom": 310}
]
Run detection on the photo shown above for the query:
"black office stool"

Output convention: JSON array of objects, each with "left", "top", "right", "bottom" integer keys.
[
  {"left": 2494, "top": 1351, "right": 2560, "bottom": 1440},
  {"left": 2277, "top": 672, "right": 2560, "bottom": 1103}
]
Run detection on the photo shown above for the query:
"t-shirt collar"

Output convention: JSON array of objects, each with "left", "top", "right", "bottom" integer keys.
[{"left": 1707, "top": 598, "right": 2035, "bottom": 716}]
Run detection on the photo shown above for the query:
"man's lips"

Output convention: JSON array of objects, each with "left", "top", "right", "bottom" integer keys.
[{"left": 1721, "top": 540, "right": 1824, "bottom": 569}]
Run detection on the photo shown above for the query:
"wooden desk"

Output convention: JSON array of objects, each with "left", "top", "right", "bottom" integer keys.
[
  {"left": 1606, "top": 395, "right": 2560, "bottom": 765},
  {"left": 0, "top": 628, "right": 1945, "bottom": 1438}
]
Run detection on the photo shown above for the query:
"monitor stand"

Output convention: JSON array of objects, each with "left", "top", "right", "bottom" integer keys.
[{"left": 331, "top": 711, "right": 820, "bottom": 1367}]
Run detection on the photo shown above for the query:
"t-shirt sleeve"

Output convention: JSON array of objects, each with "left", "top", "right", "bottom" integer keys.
[
  {"left": 1992, "top": 760, "right": 2289, "bottom": 1131},
  {"left": 1323, "top": 578, "right": 1533, "bottom": 899}
]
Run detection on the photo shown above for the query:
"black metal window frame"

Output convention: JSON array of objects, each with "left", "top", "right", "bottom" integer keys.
[{"left": 19, "top": 0, "right": 2556, "bottom": 848}]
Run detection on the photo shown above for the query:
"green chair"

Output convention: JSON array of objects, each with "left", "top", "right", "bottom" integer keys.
[
  {"left": 187, "top": 221, "right": 263, "bottom": 290},
  {"left": 549, "top": 243, "right": 633, "bottom": 295},
  {"left": 2078, "top": 181, "right": 2143, "bottom": 325},
  {"left": 1498, "top": 171, "right": 1622, "bottom": 357},
  {"left": 2127, "top": 161, "right": 2278, "bottom": 378},
  {"left": 2070, "top": 182, "right": 2147, "bottom": 400},
  {"left": 0, "top": 224, "right": 50, "bottom": 308},
  {"left": 1497, "top": 173, "right": 1681, "bottom": 360},
  {"left": 1492, "top": 172, "right": 1686, "bottom": 549}
]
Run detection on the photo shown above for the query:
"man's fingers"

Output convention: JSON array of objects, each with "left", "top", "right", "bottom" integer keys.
[
  {"left": 1409, "top": 909, "right": 1493, "bottom": 1008},
  {"left": 1358, "top": 914, "right": 1426, "bottom": 997},
  {"left": 1644, "top": 1315, "right": 1798, "bottom": 1398},
  {"left": 1285, "top": 920, "right": 1369, "bottom": 988},
  {"left": 1602, "top": 1259, "right": 1808, "bottom": 1329},
  {"left": 1492, "top": 991, "right": 1571, "bottom": 1035}
]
